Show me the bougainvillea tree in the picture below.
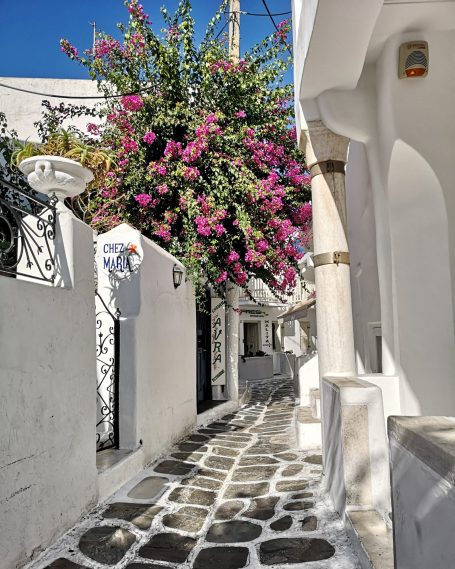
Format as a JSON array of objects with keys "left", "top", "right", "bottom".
[{"left": 61, "top": 0, "right": 312, "bottom": 299}]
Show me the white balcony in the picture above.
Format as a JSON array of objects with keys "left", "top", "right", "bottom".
[{"left": 239, "top": 277, "right": 314, "bottom": 306}]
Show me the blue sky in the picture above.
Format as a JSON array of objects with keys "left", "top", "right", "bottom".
[{"left": 0, "top": 0, "right": 293, "bottom": 82}]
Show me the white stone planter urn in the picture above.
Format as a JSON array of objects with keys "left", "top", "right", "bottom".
[{"left": 19, "top": 155, "right": 94, "bottom": 211}]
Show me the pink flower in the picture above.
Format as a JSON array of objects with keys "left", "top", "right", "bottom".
[
  {"left": 142, "top": 131, "right": 156, "bottom": 145},
  {"left": 164, "top": 140, "right": 183, "bottom": 159},
  {"left": 154, "top": 225, "right": 171, "bottom": 242},
  {"left": 121, "top": 95, "right": 144, "bottom": 112},
  {"left": 206, "top": 112, "right": 218, "bottom": 124},
  {"left": 167, "top": 26, "right": 180, "bottom": 40},
  {"left": 148, "top": 161, "right": 168, "bottom": 176},
  {"left": 127, "top": 0, "right": 150, "bottom": 23},
  {"left": 93, "top": 37, "right": 120, "bottom": 59},
  {"left": 214, "top": 224, "right": 226, "bottom": 236},
  {"left": 182, "top": 141, "right": 204, "bottom": 163},
  {"left": 227, "top": 251, "right": 240, "bottom": 264},
  {"left": 87, "top": 123, "right": 100, "bottom": 135},
  {"left": 183, "top": 167, "right": 200, "bottom": 181},
  {"left": 235, "top": 272, "right": 248, "bottom": 286},
  {"left": 195, "top": 216, "right": 211, "bottom": 237},
  {"left": 134, "top": 194, "right": 152, "bottom": 207},
  {"left": 255, "top": 239, "right": 269, "bottom": 253},
  {"left": 235, "top": 110, "right": 247, "bottom": 119},
  {"left": 121, "top": 137, "right": 138, "bottom": 153},
  {"left": 215, "top": 271, "right": 228, "bottom": 284},
  {"left": 60, "top": 39, "right": 78, "bottom": 59},
  {"left": 156, "top": 183, "right": 169, "bottom": 195}
]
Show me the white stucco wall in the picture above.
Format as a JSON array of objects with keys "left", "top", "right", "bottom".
[
  {"left": 96, "top": 224, "right": 196, "bottom": 465},
  {"left": 346, "top": 142, "right": 381, "bottom": 375},
  {"left": 0, "top": 215, "right": 98, "bottom": 568},
  {"left": 296, "top": 352, "right": 319, "bottom": 405},
  {"left": 0, "top": 77, "right": 99, "bottom": 141}
]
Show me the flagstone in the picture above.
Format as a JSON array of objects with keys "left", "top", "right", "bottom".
[
  {"left": 276, "top": 479, "right": 309, "bottom": 492},
  {"left": 102, "top": 503, "right": 163, "bottom": 529},
  {"left": 171, "top": 451, "right": 204, "bottom": 463},
  {"left": 45, "top": 561, "right": 88, "bottom": 569},
  {"left": 204, "top": 455, "right": 235, "bottom": 470},
  {"left": 270, "top": 515, "right": 293, "bottom": 531},
  {"left": 139, "top": 532, "right": 196, "bottom": 563},
  {"left": 168, "top": 486, "right": 216, "bottom": 506},
  {"left": 283, "top": 500, "right": 314, "bottom": 511},
  {"left": 79, "top": 527, "right": 135, "bottom": 565},
  {"left": 214, "top": 500, "right": 245, "bottom": 520},
  {"left": 224, "top": 482, "right": 270, "bottom": 499},
  {"left": 193, "top": 546, "right": 249, "bottom": 569},
  {"left": 304, "top": 454, "right": 323, "bottom": 465},
  {"left": 127, "top": 476, "right": 168, "bottom": 499},
  {"left": 178, "top": 442, "right": 208, "bottom": 453},
  {"left": 154, "top": 460, "right": 194, "bottom": 476},
  {"left": 231, "top": 465, "right": 278, "bottom": 482},
  {"left": 206, "top": 520, "right": 262, "bottom": 543},
  {"left": 301, "top": 515, "right": 318, "bottom": 531},
  {"left": 181, "top": 475, "right": 223, "bottom": 491},
  {"left": 259, "top": 537, "right": 335, "bottom": 564},
  {"left": 162, "top": 506, "right": 208, "bottom": 532},
  {"left": 244, "top": 496, "right": 279, "bottom": 520}
]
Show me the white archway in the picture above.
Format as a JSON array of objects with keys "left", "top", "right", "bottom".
[{"left": 388, "top": 140, "right": 455, "bottom": 415}]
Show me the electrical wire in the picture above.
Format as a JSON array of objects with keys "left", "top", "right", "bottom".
[
  {"left": 0, "top": 81, "right": 152, "bottom": 100},
  {"left": 215, "top": 19, "right": 230, "bottom": 40},
  {"left": 225, "top": 10, "right": 292, "bottom": 17},
  {"left": 260, "top": 0, "right": 293, "bottom": 57}
]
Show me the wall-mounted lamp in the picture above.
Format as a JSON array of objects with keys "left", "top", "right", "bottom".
[
  {"left": 173, "top": 264, "right": 184, "bottom": 289},
  {"left": 399, "top": 41, "right": 428, "bottom": 79}
]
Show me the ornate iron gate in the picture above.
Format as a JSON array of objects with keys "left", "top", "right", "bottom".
[
  {"left": 0, "top": 177, "right": 56, "bottom": 282},
  {"left": 95, "top": 291, "right": 121, "bottom": 452}
]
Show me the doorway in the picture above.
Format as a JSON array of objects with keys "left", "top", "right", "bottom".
[
  {"left": 244, "top": 322, "right": 261, "bottom": 356},
  {"left": 196, "top": 292, "right": 212, "bottom": 404}
]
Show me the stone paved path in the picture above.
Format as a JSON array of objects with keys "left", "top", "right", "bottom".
[{"left": 28, "top": 378, "right": 360, "bottom": 569}]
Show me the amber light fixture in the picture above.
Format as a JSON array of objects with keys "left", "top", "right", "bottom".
[{"left": 399, "top": 41, "right": 429, "bottom": 79}]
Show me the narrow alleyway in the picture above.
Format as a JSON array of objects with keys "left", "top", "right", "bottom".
[{"left": 29, "top": 378, "right": 359, "bottom": 569}]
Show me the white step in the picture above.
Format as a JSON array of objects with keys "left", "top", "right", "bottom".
[
  {"left": 296, "top": 406, "right": 322, "bottom": 450},
  {"left": 310, "top": 388, "right": 321, "bottom": 419},
  {"left": 346, "top": 510, "right": 394, "bottom": 569}
]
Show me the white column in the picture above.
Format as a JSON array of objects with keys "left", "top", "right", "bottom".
[
  {"left": 304, "top": 120, "right": 356, "bottom": 379},
  {"left": 225, "top": 282, "right": 240, "bottom": 401}
]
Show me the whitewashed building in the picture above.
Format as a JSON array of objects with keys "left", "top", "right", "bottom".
[{"left": 292, "top": 1, "right": 455, "bottom": 567}]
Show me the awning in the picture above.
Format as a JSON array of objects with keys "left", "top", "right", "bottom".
[{"left": 278, "top": 298, "right": 316, "bottom": 322}]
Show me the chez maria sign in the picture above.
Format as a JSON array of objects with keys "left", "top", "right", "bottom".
[
  {"left": 211, "top": 298, "right": 226, "bottom": 386},
  {"left": 97, "top": 224, "right": 143, "bottom": 280}
]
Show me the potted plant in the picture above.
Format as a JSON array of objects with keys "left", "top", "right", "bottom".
[{"left": 11, "top": 129, "right": 115, "bottom": 210}]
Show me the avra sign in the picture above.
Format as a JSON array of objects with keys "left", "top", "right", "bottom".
[{"left": 211, "top": 297, "right": 226, "bottom": 386}]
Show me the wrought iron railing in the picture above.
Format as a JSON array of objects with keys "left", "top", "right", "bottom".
[
  {"left": 95, "top": 291, "right": 121, "bottom": 452},
  {"left": 0, "top": 177, "right": 57, "bottom": 283}
]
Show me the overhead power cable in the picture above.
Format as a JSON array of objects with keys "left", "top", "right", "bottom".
[
  {"left": 260, "top": 0, "right": 293, "bottom": 57},
  {"left": 225, "top": 10, "right": 292, "bottom": 17},
  {"left": 0, "top": 81, "right": 153, "bottom": 100},
  {"left": 215, "top": 19, "right": 230, "bottom": 39}
]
